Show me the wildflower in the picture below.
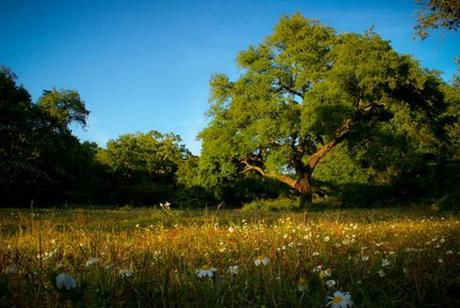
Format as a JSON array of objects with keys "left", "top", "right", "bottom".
[
  {"left": 119, "top": 268, "right": 134, "bottom": 277},
  {"left": 324, "top": 236, "right": 330, "bottom": 242},
  {"left": 312, "top": 251, "right": 320, "bottom": 256},
  {"left": 56, "top": 273, "right": 77, "bottom": 290},
  {"left": 438, "top": 258, "right": 444, "bottom": 264},
  {"left": 326, "top": 279, "right": 337, "bottom": 288},
  {"left": 377, "top": 270, "right": 385, "bottom": 277},
  {"left": 361, "top": 256, "right": 369, "bottom": 261},
  {"left": 228, "top": 265, "right": 239, "bottom": 275},
  {"left": 381, "top": 259, "right": 390, "bottom": 267},
  {"left": 446, "top": 250, "right": 454, "bottom": 255},
  {"left": 85, "top": 257, "right": 98, "bottom": 267},
  {"left": 313, "top": 265, "right": 322, "bottom": 273},
  {"left": 327, "top": 290, "right": 353, "bottom": 307},
  {"left": 196, "top": 264, "right": 218, "bottom": 278},
  {"left": 297, "top": 277, "right": 308, "bottom": 292},
  {"left": 254, "top": 256, "right": 270, "bottom": 266},
  {"left": 320, "top": 268, "right": 333, "bottom": 279}
]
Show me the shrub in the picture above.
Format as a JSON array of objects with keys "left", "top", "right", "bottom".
[{"left": 242, "top": 197, "right": 300, "bottom": 211}]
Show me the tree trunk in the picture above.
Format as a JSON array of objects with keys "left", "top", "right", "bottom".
[{"left": 295, "top": 173, "right": 312, "bottom": 208}]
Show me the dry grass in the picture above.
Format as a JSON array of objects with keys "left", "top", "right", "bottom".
[{"left": 0, "top": 206, "right": 459, "bottom": 307}]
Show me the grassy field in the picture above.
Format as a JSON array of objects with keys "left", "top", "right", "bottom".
[{"left": 0, "top": 206, "right": 459, "bottom": 307}]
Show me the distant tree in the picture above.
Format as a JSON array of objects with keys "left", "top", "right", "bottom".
[
  {"left": 0, "top": 67, "right": 50, "bottom": 204},
  {"left": 415, "top": 0, "right": 460, "bottom": 38},
  {"left": 97, "top": 131, "right": 188, "bottom": 182},
  {"left": 37, "top": 89, "right": 89, "bottom": 131},
  {"left": 0, "top": 66, "right": 93, "bottom": 205},
  {"left": 199, "top": 14, "right": 454, "bottom": 207}
]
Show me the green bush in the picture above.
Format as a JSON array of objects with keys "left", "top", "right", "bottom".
[{"left": 242, "top": 197, "right": 300, "bottom": 211}]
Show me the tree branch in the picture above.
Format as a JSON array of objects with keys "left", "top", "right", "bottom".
[
  {"left": 275, "top": 79, "right": 304, "bottom": 99},
  {"left": 307, "top": 118, "right": 354, "bottom": 171},
  {"left": 241, "top": 158, "right": 297, "bottom": 188}
]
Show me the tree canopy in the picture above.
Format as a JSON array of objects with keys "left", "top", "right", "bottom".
[
  {"left": 415, "top": 0, "right": 460, "bottom": 38},
  {"left": 199, "top": 13, "right": 455, "bottom": 206},
  {"left": 0, "top": 67, "right": 94, "bottom": 205}
]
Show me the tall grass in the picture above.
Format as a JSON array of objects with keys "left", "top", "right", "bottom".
[{"left": 0, "top": 207, "right": 459, "bottom": 307}]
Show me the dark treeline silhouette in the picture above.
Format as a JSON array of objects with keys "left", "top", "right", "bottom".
[{"left": 0, "top": 66, "right": 284, "bottom": 207}]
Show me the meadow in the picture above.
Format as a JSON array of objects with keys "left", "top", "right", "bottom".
[{"left": 0, "top": 205, "right": 459, "bottom": 307}]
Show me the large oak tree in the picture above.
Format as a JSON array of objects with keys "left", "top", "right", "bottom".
[{"left": 199, "top": 14, "right": 452, "bottom": 206}]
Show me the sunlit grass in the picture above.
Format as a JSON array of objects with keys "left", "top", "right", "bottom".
[{"left": 0, "top": 207, "right": 459, "bottom": 307}]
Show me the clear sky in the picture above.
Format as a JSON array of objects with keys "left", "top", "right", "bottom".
[{"left": 1, "top": 0, "right": 459, "bottom": 154}]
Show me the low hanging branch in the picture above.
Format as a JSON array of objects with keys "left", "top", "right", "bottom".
[{"left": 241, "top": 158, "right": 298, "bottom": 188}]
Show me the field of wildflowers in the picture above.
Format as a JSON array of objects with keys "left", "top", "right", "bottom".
[{"left": 0, "top": 206, "right": 459, "bottom": 307}]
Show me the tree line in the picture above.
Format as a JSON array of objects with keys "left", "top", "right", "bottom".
[{"left": 1, "top": 13, "right": 459, "bottom": 208}]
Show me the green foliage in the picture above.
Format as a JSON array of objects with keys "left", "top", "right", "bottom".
[
  {"left": 0, "top": 67, "right": 98, "bottom": 206},
  {"left": 95, "top": 131, "right": 182, "bottom": 204},
  {"left": 37, "top": 89, "right": 89, "bottom": 130},
  {"left": 415, "top": 0, "right": 460, "bottom": 38},
  {"left": 313, "top": 143, "right": 371, "bottom": 185},
  {"left": 242, "top": 197, "right": 300, "bottom": 211},
  {"left": 442, "top": 79, "right": 460, "bottom": 159},
  {"left": 199, "top": 13, "right": 456, "bottom": 206},
  {"left": 97, "top": 131, "right": 186, "bottom": 183}
]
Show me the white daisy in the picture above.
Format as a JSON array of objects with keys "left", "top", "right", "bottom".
[
  {"left": 228, "top": 265, "right": 239, "bottom": 275},
  {"left": 254, "top": 256, "right": 270, "bottom": 266},
  {"left": 326, "top": 279, "right": 336, "bottom": 288},
  {"left": 56, "top": 273, "right": 77, "bottom": 290},
  {"left": 327, "top": 290, "right": 353, "bottom": 307},
  {"left": 196, "top": 264, "right": 218, "bottom": 278},
  {"left": 381, "top": 258, "right": 390, "bottom": 267}
]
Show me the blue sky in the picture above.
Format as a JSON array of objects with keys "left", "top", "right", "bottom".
[{"left": 1, "top": 0, "right": 459, "bottom": 154}]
